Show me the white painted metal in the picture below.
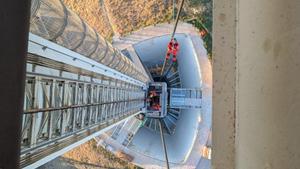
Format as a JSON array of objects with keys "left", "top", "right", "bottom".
[
  {"left": 22, "top": 46, "right": 146, "bottom": 168},
  {"left": 23, "top": 112, "right": 140, "bottom": 169},
  {"left": 109, "top": 23, "right": 212, "bottom": 168},
  {"left": 170, "top": 88, "right": 202, "bottom": 109},
  {"left": 28, "top": 33, "right": 146, "bottom": 87}
]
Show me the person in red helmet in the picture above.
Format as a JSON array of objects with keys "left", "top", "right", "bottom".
[
  {"left": 172, "top": 38, "right": 179, "bottom": 62},
  {"left": 174, "top": 38, "right": 179, "bottom": 51},
  {"left": 168, "top": 39, "right": 174, "bottom": 48},
  {"left": 149, "top": 90, "right": 157, "bottom": 97},
  {"left": 166, "top": 52, "right": 170, "bottom": 60},
  {"left": 166, "top": 39, "right": 174, "bottom": 60},
  {"left": 165, "top": 38, "right": 180, "bottom": 62},
  {"left": 172, "top": 47, "right": 178, "bottom": 56},
  {"left": 172, "top": 49, "right": 177, "bottom": 62},
  {"left": 152, "top": 103, "right": 161, "bottom": 111},
  {"left": 168, "top": 40, "right": 174, "bottom": 52}
]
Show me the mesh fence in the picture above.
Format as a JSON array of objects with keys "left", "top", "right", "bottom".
[{"left": 30, "top": 0, "right": 149, "bottom": 83}]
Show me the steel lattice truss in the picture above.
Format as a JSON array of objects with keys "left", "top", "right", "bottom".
[
  {"left": 21, "top": 69, "right": 145, "bottom": 167},
  {"left": 20, "top": 0, "right": 150, "bottom": 167}
]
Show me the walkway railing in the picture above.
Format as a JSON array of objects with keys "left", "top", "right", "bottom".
[
  {"left": 30, "top": 0, "right": 149, "bottom": 83},
  {"left": 21, "top": 70, "right": 145, "bottom": 168},
  {"left": 21, "top": 0, "right": 150, "bottom": 166}
]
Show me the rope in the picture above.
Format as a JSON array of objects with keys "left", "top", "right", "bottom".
[
  {"left": 159, "top": 119, "right": 170, "bottom": 169},
  {"left": 160, "top": 0, "right": 185, "bottom": 76}
]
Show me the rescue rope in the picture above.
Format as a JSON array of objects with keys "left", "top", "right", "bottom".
[{"left": 160, "top": 0, "right": 185, "bottom": 76}]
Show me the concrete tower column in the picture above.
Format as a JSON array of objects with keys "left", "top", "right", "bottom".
[{"left": 213, "top": 0, "right": 300, "bottom": 169}]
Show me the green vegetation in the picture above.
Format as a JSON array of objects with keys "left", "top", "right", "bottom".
[
  {"left": 184, "top": 0, "right": 213, "bottom": 60},
  {"left": 188, "top": 19, "right": 212, "bottom": 60}
]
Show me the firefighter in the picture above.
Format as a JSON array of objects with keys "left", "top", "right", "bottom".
[
  {"left": 151, "top": 103, "right": 161, "bottom": 111},
  {"left": 165, "top": 38, "right": 180, "bottom": 62},
  {"left": 174, "top": 38, "right": 179, "bottom": 51},
  {"left": 166, "top": 52, "right": 171, "bottom": 60},
  {"left": 172, "top": 38, "right": 179, "bottom": 62},
  {"left": 166, "top": 39, "right": 174, "bottom": 60},
  {"left": 168, "top": 39, "right": 174, "bottom": 50}
]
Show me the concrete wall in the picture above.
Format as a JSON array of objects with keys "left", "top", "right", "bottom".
[
  {"left": 212, "top": 0, "right": 236, "bottom": 168},
  {"left": 213, "top": 0, "right": 300, "bottom": 169},
  {"left": 131, "top": 34, "right": 203, "bottom": 164}
]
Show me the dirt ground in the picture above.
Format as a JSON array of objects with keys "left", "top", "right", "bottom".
[
  {"left": 102, "top": 0, "right": 174, "bottom": 36},
  {"left": 39, "top": 140, "right": 138, "bottom": 169},
  {"left": 63, "top": 0, "right": 114, "bottom": 40},
  {"left": 63, "top": 0, "right": 175, "bottom": 40}
]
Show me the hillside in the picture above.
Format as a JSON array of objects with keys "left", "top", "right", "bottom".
[
  {"left": 63, "top": 0, "right": 114, "bottom": 40},
  {"left": 63, "top": 0, "right": 175, "bottom": 41},
  {"left": 103, "top": 0, "right": 173, "bottom": 36},
  {"left": 38, "top": 140, "right": 138, "bottom": 169}
]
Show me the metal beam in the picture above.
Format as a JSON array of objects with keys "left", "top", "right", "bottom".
[
  {"left": 28, "top": 33, "right": 146, "bottom": 88},
  {"left": 21, "top": 69, "right": 145, "bottom": 168},
  {"left": 22, "top": 112, "right": 140, "bottom": 169}
]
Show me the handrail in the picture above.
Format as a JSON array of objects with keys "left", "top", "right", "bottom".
[{"left": 24, "top": 99, "right": 144, "bottom": 114}]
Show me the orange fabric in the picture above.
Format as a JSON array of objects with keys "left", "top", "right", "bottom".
[{"left": 152, "top": 104, "right": 161, "bottom": 110}]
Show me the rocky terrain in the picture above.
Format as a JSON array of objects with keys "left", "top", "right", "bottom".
[
  {"left": 63, "top": 0, "right": 114, "bottom": 40},
  {"left": 63, "top": 0, "right": 175, "bottom": 41},
  {"left": 38, "top": 140, "right": 138, "bottom": 169},
  {"left": 102, "top": 0, "right": 173, "bottom": 36}
]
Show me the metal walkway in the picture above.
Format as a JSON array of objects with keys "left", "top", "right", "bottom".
[
  {"left": 21, "top": 34, "right": 147, "bottom": 169},
  {"left": 20, "top": 0, "right": 149, "bottom": 167}
]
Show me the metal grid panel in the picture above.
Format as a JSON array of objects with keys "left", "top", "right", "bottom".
[
  {"left": 169, "top": 88, "right": 202, "bottom": 109},
  {"left": 55, "top": 9, "right": 85, "bottom": 50},
  {"left": 75, "top": 25, "right": 98, "bottom": 57},
  {"left": 30, "top": 0, "right": 66, "bottom": 40},
  {"left": 21, "top": 74, "right": 145, "bottom": 152},
  {"left": 90, "top": 36, "right": 108, "bottom": 62},
  {"left": 30, "top": 0, "right": 149, "bottom": 83},
  {"left": 100, "top": 44, "right": 115, "bottom": 66}
]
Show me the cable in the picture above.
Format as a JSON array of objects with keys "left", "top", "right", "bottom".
[
  {"left": 160, "top": 0, "right": 185, "bottom": 76},
  {"left": 158, "top": 2, "right": 185, "bottom": 166},
  {"left": 173, "top": 0, "right": 176, "bottom": 21},
  {"left": 159, "top": 119, "right": 170, "bottom": 169},
  {"left": 171, "top": 0, "right": 185, "bottom": 39}
]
